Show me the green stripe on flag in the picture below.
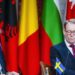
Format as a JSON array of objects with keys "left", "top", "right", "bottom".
[{"left": 41, "top": 0, "right": 63, "bottom": 45}]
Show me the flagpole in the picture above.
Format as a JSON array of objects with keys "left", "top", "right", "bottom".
[{"left": 16, "top": 0, "right": 18, "bottom": 21}]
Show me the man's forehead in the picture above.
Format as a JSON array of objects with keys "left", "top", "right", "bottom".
[{"left": 66, "top": 23, "right": 75, "bottom": 30}]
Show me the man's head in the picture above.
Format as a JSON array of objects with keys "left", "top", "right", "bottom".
[{"left": 63, "top": 19, "right": 75, "bottom": 44}]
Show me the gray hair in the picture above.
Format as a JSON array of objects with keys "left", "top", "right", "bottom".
[{"left": 64, "top": 19, "right": 75, "bottom": 29}]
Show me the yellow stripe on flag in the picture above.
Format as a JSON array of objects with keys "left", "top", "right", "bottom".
[{"left": 19, "top": 0, "right": 38, "bottom": 45}]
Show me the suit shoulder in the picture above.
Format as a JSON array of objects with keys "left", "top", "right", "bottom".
[{"left": 51, "top": 42, "right": 65, "bottom": 51}]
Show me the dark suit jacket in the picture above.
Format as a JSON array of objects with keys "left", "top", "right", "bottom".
[
  {"left": 0, "top": 45, "right": 6, "bottom": 74},
  {"left": 50, "top": 42, "right": 75, "bottom": 75}
]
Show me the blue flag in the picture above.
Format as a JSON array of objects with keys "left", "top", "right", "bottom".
[
  {"left": 0, "top": 43, "right": 6, "bottom": 74},
  {"left": 54, "top": 57, "right": 65, "bottom": 75}
]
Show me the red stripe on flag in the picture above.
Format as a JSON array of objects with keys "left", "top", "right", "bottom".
[
  {"left": 39, "top": 22, "right": 52, "bottom": 66},
  {"left": 19, "top": 30, "right": 40, "bottom": 75}
]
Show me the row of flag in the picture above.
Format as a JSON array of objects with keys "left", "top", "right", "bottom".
[{"left": 0, "top": 0, "right": 75, "bottom": 75}]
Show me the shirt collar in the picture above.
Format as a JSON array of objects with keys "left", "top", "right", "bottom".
[
  {"left": 64, "top": 39, "right": 73, "bottom": 55},
  {"left": 64, "top": 39, "right": 70, "bottom": 47}
]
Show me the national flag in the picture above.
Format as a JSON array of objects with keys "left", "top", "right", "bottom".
[
  {"left": 18, "top": 0, "right": 40, "bottom": 75},
  {"left": 54, "top": 57, "right": 65, "bottom": 75},
  {"left": 66, "top": 0, "right": 75, "bottom": 20},
  {"left": 1, "top": 0, "right": 18, "bottom": 72},
  {"left": 0, "top": 0, "right": 5, "bottom": 57},
  {"left": 40, "top": 0, "right": 64, "bottom": 65},
  {"left": 0, "top": 1, "right": 7, "bottom": 74}
]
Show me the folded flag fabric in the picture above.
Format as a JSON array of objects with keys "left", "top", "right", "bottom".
[{"left": 54, "top": 57, "right": 65, "bottom": 75}]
